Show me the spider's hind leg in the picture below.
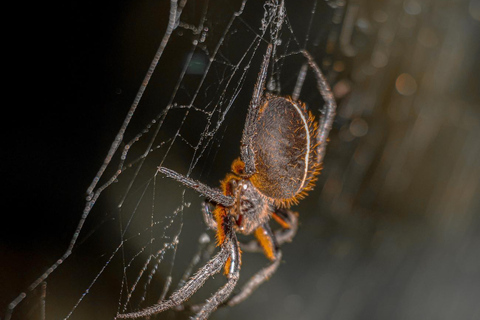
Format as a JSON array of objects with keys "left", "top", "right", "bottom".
[{"left": 300, "top": 50, "right": 337, "bottom": 164}]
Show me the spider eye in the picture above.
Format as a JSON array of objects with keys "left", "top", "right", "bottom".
[{"left": 250, "top": 97, "right": 318, "bottom": 203}]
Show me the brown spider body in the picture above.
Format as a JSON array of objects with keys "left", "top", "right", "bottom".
[{"left": 215, "top": 96, "right": 320, "bottom": 261}]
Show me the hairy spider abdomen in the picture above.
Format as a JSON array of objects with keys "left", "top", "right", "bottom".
[{"left": 250, "top": 96, "right": 319, "bottom": 206}]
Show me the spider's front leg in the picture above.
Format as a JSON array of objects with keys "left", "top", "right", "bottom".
[{"left": 158, "top": 167, "right": 235, "bottom": 207}]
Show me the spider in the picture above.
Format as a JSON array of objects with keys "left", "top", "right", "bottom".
[{"left": 116, "top": 44, "right": 336, "bottom": 320}]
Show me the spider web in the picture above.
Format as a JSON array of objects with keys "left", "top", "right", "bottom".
[
  {"left": 4, "top": 1, "right": 346, "bottom": 319},
  {"left": 4, "top": 0, "right": 480, "bottom": 319}
]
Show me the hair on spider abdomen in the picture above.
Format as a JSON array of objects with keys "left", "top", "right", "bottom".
[{"left": 250, "top": 95, "right": 320, "bottom": 207}]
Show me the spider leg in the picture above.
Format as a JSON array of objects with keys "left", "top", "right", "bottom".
[
  {"left": 115, "top": 244, "right": 229, "bottom": 319},
  {"left": 175, "top": 232, "right": 215, "bottom": 292},
  {"left": 241, "top": 44, "right": 273, "bottom": 176},
  {"left": 240, "top": 207, "right": 298, "bottom": 253},
  {"left": 116, "top": 217, "right": 240, "bottom": 320},
  {"left": 271, "top": 207, "right": 298, "bottom": 245},
  {"left": 292, "top": 62, "right": 308, "bottom": 102},
  {"left": 158, "top": 167, "right": 234, "bottom": 207},
  {"left": 301, "top": 50, "right": 337, "bottom": 164},
  {"left": 192, "top": 230, "right": 240, "bottom": 320},
  {"left": 226, "top": 223, "right": 282, "bottom": 307},
  {"left": 226, "top": 252, "right": 282, "bottom": 307},
  {"left": 201, "top": 200, "right": 218, "bottom": 230}
]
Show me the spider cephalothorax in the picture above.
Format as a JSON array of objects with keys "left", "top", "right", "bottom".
[{"left": 116, "top": 43, "right": 336, "bottom": 320}]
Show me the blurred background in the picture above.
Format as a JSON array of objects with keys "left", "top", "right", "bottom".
[{"left": 2, "top": 0, "right": 480, "bottom": 319}]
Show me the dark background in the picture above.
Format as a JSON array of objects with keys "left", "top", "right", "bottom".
[{"left": 2, "top": 0, "right": 135, "bottom": 310}]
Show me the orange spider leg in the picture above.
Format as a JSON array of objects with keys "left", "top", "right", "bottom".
[
  {"left": 213, "top": 206, "right": 228, "bottom": 246},
  {"left": 272, "top": 212, "right": 292, "bottom": 229},
  {"left": 254, "top": 226, "right": 276, "bottom": 261},
  {"left": 217, "top": 161, "right": 245, "bottom": 275},
  {"left": 215, "top": 168, "right": 241, "bottom": 246}
]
